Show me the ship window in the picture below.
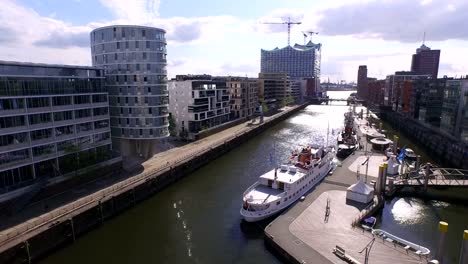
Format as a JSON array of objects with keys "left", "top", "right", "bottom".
[{"left": 276, "top": 201, "right": 280, "bottom": 205}]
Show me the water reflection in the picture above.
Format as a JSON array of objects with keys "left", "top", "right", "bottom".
[{"left": 391, "top": 197, "right": 426, "bottom": 224}]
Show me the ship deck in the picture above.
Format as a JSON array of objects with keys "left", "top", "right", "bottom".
[{"left": 246, "top": 185, "right": 284, "bottom": 204}]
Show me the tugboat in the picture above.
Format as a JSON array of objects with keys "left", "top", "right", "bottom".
[
  {"left": 337, "top": 111, "right": 358, "bottom": 159},
  {"left": 240, "top": 145, "right": 335, "bottom": 222}
]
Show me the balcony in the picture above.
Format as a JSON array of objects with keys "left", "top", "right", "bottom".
[
  {"left": 0, "top": 108, "right": 27, "bottom": 117},
  {"left": 0, "top": 142, "right": 29, "bottom": 153},
  {"left": 0, "top": 156, "right": 32, "bottom": 170},
  {"left": 30, "top": 137, "right": 55, "bottom": 147},
  {"left": 28, "top": 121, "right": 53, "bottom": 130},
  {"left": 0, "top": 125, "right": 29, "bottom": 136},
  {"left": 32, "top": 151, "right": 57, "bottom": 162}
]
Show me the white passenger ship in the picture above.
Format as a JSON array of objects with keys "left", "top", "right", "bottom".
[{"left": 240, "top": 145, "right": 335, "bottom": 222}]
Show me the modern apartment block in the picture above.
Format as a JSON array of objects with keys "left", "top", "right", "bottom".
[
  {"left": 411, "top": 44, "right": 440, "bottom": 79},
  {"left": 168, "top": 76, "right": 230, "bottom": 140},
  {"left": 90, "top": 25, "right": 169, "bottom": 158},
  {"left": 441, "top": 78, "right": 468, "bottom": 142},
  {"left": 384, "top": 71, "right": 431, "bottom": 109},
  {"left": 261, "top": 41, "right": 321, "bottom": 80},
  {"left": 0, "top": 61, "right": 114, "bottom": 193},
  {"left": 227, "top": 77, "right": 258, "bottom": 119},
  {"left": 413, "top": 78, "right": 446, "bottom": 127},
  {"left": 258, "top": 73, "right": 291, "bottom": 109}
]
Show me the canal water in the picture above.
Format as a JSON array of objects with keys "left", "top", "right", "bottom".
[{"left": 39, "top": 91, "right": 468, "bottom": 264}]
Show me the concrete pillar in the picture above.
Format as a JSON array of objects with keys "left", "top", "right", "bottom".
[
  {"left": 393, "top": 135, "right": 399, "bottom": 154},
  {"left": 436, "top": 221, "right": 449, "bottom": 263},
  {"left": 459, "top": 230, "right": 468, "bottom": 264}
]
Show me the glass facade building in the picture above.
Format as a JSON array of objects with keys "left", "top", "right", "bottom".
[
  {"left": 0, "top": 61, "right": 113, "bottom": 193},
  {"left": 90, "top": 25, "right": 169, "bottom": 158},
  {"left": 260, "top": 41, "right": 321, "bottom": 80}
]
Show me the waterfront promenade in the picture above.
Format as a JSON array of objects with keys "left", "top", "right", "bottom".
[
  {"left": 0, "top": 105, "right": 303, "bottom": 258},
  {"left": 265, "top": 116, "right": 426, "bottom": 264}
]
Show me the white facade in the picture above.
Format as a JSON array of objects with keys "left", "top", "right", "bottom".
[{"left": 168, "top": 80, "right": 231, "bottom": 140}]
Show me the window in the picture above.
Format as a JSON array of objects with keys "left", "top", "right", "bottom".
[
  {"left": 53, "top": 96, "right": 71, "bottom": 106},
  {"left": 74, "top": 95, "right": 90, "bottom": 105},
  {"left": 114, "top": 53, "right": 118, "bottom": 61},
  {"left": 146, "top": 41, "right": 150, "bottom": 49},
  {"left": 117, "top": 42, "right": 120, "bottom": 50},
  {"left": 27, "top": 97, "right": 49, "bottom": 108},
  {"left": 122, "top": 29, "right": 126, "bottom": 38},
  {"left": 0, "top": 99, "right": 24, "bottom": 110},
  {"left": 142, "top": 29, "right": 146, "bottom": 37},
  {"left": 54, "top": 111, "right": 73, "bottom": 122},
  {"left": 30, "top": 128, "right": 52, "bottom": 141},
  {"left": 136, "top": 41, "right": 139, "bottom": 49},
  {"left": 125, "top": 41, "right": 129, "bottom": 49},
  {"left": 143, "top": 52, "right": 147, "bottom": 60},
  {"left": 136, "top": 64, "right": 140, "bottom": 71},
  {"left": 147, "top": 64, "right": 151, "bottom": 71},
  {"left": 29, "top": 113, "right": 51, "bottom": 125}
]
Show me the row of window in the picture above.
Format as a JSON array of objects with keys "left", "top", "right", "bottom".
[
  {"left": 0, "top": 78, "right": 105, "bottom": 96},
  {"left": 105, "top": 74, "right": 167, "bottom": 85},
  {"left": 109, "top": 106, "right": 168, "bottom": 116},
  {"left": 0, "top": 120, "right": 109, "bottom": 147},
  {"left": 108, "top": 86, "right": 168, "bottom": 96},
  {"left": 0, "top": 135, "right": 111, "bottom": 169},
  {"left": 109, "top": 96, "right": 168, "bottom": 106},
  {"left": 93, "top": 52, "right": 167, "bottom": 65},
  {"left": 105, "top": 63, "right": 167, "bottom": 75},
  {"left": 0, "top": 108, "right": 109, "bottom": 129},
  {"left": 92, "top": 28, "right": 165, "bottom": 43},
  {"left": 110, "top": 117, "right": 168, "bottom": 128},
  {"left": 92, "top": 41, "right": 166, "bottom": 53},
  {"left": 111, "top": 127, "right": 169, "bottom": 138},
  {"left": 0, "top": 95, "right": 108, "bottom": 111}
]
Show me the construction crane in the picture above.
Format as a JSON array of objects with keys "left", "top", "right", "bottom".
[
  {"left": 304, "top": 31, "right": 319, "bottom": 44},
  {"left": 261, "top": 17, "right": 302, "bottom": 46}
]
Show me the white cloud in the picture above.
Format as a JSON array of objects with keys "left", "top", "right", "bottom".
[{"left": 98, "top": 0, "right": 160, "bottom": 23}]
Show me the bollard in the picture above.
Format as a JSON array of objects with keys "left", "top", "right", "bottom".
[
  {"left": 375, "top": 165, "right": 384, "bottom": 195},
  {"left": 459, "top": 230, "right": 468, "bottom": 264},
  {"left": 382, "top": 163, "right": 388, "bottom": 194},
  {"left": 415, "top": 155, "right": 421, "bottom": 172},
  {"left": 436, "top": 221, "right": 448, "bottom": 263}
]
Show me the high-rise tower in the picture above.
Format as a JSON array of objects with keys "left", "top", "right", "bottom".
[
  {"left": 410, "top": 44, "right": 440, "bottom": 79},
  {"left": 90, "top": 25, "right": 169, "bottom": 158}
]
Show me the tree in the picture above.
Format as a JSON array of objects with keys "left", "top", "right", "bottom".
[
  {"left": 261, "top": 102, "right": 268, "bottom": 113},
  {"left": 168, "top": 113, "right": 177, "bottom": 137}
]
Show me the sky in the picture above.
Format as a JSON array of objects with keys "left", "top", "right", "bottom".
[{"left": 1, "top": 0, "right": 467, "bottom": 82}]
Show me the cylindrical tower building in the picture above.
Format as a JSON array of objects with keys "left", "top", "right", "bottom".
[{"left": 90, "top": 25, "right": 169, "bottom": 158}]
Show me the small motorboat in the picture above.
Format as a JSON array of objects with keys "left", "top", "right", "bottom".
[
  {"left": 361, "top": 216, "right": 376, "bottom": 231},
  {"left": 372, "top": 229, "right": 430, "bottom": 256}
]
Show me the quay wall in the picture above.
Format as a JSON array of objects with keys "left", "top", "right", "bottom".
[
  {"left": 378, "top": 110, "right": 468, "bottom": 169},
  {"left": 0, "top": 104, "right": 308, "bottom": 264}
]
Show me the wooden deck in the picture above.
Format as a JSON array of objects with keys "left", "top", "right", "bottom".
[{"left": 289, "top": 191, "right": 425, "bottom": 264}]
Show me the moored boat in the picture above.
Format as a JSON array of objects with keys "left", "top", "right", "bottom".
[
  {"left": 372, "top": 229, "right": 431, "bottom": 255},
  {"left": 240, "top": 145, "right": 335, "bottom": 222}
]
